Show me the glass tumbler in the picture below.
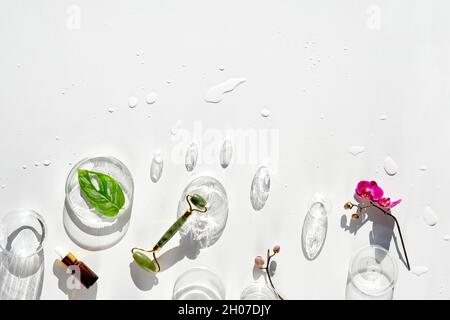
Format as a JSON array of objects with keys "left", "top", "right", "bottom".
[
  {"left": 346, "top": 245, "right": 398, "bottom": 300},
  {"left": 0, "top": 209, "right": 46, "bottom": 300},
  {"left": 172, "top": 267, "right": 225, "bottom": 300}
]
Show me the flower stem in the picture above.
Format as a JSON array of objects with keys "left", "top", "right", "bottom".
[
  {"left": 359, "top": 202, "right": 411, "bottom": 271},
  {"left": 264, "top": 249, "right": 284, "bottom": 300}
]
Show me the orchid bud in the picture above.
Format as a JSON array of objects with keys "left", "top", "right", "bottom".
[
  {"left": 254, "top": 256, "right": 265, "bottom": 268},
  {"left": 273, "top": 245, "right": 280, "bottom": 254},
  {"left": 344, "top": 202, "right": 354, "bottom": 210}
]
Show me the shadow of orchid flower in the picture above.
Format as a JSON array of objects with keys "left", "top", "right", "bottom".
[{"left": 344, "top": 180, "right": 410, "bottom": 271}]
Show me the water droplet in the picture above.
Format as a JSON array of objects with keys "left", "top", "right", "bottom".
[
  {"left": 219, "top": 65, "right": 225, "bottom": 71},
  {"left": 419, "top": 165, "right": 427, "bottom": 171},
  {"left": 348, "top": 146, "right": 365, "bottom": 156},
  {"left": 250, "top": 166, "right": 270, "bottom": 211},
  {"left": 108, "top": 108, "right": 115, "bottom": 113},
  {"left": 379, "top": 114, "right": 387, "bottom": 120},
  {"left": 145, "top": 92, "right": 158, "bottom": 104},
  {"left": 34, "top": 163, "right": 39, "bottom": 167},
  {"left": 128, "top": 96, "right": 138, "bottom": 108},
  {"left": 411, "top": 266, "right": 429, "bottom": 276},
  {"left": 22, "top": 165, "right": 27, "bottom": 170},
  {"left": 68, "top": 162, "right": 72, "bottom": 166},
  {"left": 166, "top": 80, "right": 171, "bottom": 85},
  {"left": 220, "top": 139, "right": 232, "bottom": 168},
  {"left": 16, "top": 64, "right": 21, "bottom": 68},
  {"left": 423, "top": 206, "right": 438, "bottom": 226},
  {"left": 260, "top": 108, "right": 270, "bottom": 118},
  {"left": 383, "top": 156, "right": 398, "bottom": 176},
  {"left": 55, "top": 136, "right": 60, "bottom": 141},
  {"left": 136, "top": 51, "right": 141, "bottom": 56},
  {"left": 150, "top": 152, "right": 163, "bottom": 183},
  {"left": 1, "top": 185, "right": 5, "bottom": 189},
  {"left": 185, "top": 143, "right": 199, "bottom": 172},
  {"left": 204, "top": 78, "right": 246, "bottom": 103},
  {"left": 302, "top": 201, "right": 328, "bottom": 260},
  {"left": 443, "top": 235, "right": 450, "bottom": 241},
  {"left": 61, "top": 90, "right": 65, "bottom": 95},
  {"left": 43, "top": 160, "right": 51, "bottom": 167},
  {"left": 319, "top": 114, "right": 325, "bottom": 120},
  {"left": 171, "top": 120, "right": 182, "bottom": 136}
]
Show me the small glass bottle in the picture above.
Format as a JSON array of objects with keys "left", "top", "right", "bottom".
[{"left": 55, "top": 247, "right": 99, "bottom": 289}]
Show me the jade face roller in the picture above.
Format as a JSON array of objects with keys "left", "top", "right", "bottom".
[{"left": 131, "top": 194, "right": 207, "bottom": 272}]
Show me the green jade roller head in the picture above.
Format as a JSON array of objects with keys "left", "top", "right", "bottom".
[{"left": 131, "top": 194, "right": 208, "bottom": 272}]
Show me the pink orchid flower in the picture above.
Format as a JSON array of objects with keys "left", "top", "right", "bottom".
[
  {"left": 355, "top": 180, "right": 401, "bottom": 209},
  {"left": 378, "top": 197, "right": 402, "bottom": 209},
  {"left": 355, "top": 180, "right": 384, "bottom": 201}
]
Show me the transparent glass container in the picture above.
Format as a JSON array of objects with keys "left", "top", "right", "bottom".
[
  {"left": 0, "top": 209, "right": 46, "bottom": 300},
  {"left": 346, "top": 245, "right": 398, "bottom": 300},
  {"left": 177, "top": 176, "right": 228, "bottom": 248},
  {"left": 172, "top": 266, "right": 225, "bottom": 300},
  {"left": 240, "top": 282, "right": 278, "bottom": 300},
  {"left": 64, "top": 156, "right": 134, "bottom": 250}
]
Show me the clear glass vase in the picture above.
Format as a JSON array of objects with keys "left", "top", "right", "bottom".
[{"left": 177, "top": 176, "right": 228, "bottom": 248}]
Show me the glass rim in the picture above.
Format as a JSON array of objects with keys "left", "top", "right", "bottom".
[
  {"left": 0, "top": 209, "right": 47, "bottom": 258},
  {"left": 172, "top": 266, "right": 225, "bottom": 299},
  {"left": 349, "top": 245, "right": 398, "bottom": 297},
  {"left": 240, "top": 282, "right": 277, "bottom": 299},
  {"left": 64, "top": 155, "right": 134, "bottom": 209}
]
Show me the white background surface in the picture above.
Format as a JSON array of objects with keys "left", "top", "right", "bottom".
[{"left": 1, "top": 0, "right": 449, "bottom": 300}]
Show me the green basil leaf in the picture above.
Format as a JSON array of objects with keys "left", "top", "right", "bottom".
[
  {"left": 133, "top": 250, "right": 157, "bottom": 272},
  {"left": 77, "top": 169, "right": 125, "bottom": 217},
  {"left": 191, "top": 193, "right": 207, "bottom": 209}
]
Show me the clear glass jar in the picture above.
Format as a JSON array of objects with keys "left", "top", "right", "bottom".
[
  {"left": 172, "top": 266, "right": 225, "bottom": 300},
  {"left": 346, "top": 245, "right": 398, "bottom": 300},
  {"left": 240, "top": 282, "right": 278, "bottom": 300},
  {"left": 64, "top": 156, "right": 134, "bottom": 250}
]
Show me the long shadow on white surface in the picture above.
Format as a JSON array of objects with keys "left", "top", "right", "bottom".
[
  {"left": 0, "top": 223, "right": 45, "bottom": 300},
  {"left": 0, "top": 250, "right": 44, "bottom": 300},
  {"left": 340, "top": 205, "right": 409, "bottom": 270},
  {"left": 52, "top": 259, "right": 98, "bottom": 300}
]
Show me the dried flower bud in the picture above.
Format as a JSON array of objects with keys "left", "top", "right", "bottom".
[
  {"left": 351, "top": 213, "right": 360, "bottom": 220},
  {"left": 254, "top": 256, "right": 265, "bottom": 268},
  {"left": 273, "top": 245, "right": 280, "bottom": 254}
]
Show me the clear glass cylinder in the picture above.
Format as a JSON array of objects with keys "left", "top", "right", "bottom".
[
  {"left": 346, "top": 245, "right": 398, "bottom": 300},
  {"left": 0, "top": 209, "right": 46, "bottom": 300},
  {"left": 240, "top": 283, "right": 277, "bottom": 300},
  {"left": 172, "top": 267, "right": 225, "bottom": 300},
  {"left": 64, "top": 156, "right": 134, "bottom": 250}
]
